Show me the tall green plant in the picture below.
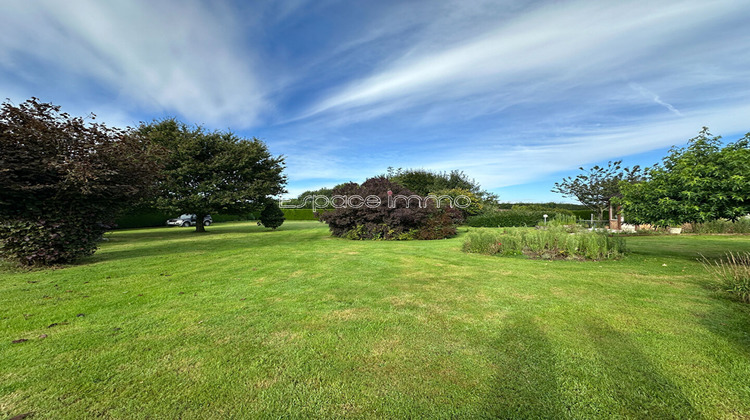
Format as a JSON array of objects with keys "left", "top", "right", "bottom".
[
  {"left": 702, "top": 252, "right": 750, "bottom": 303},
  {"left": 621, "top": 128, "right": 750, "bottom": 226},
  {"left": 463, "top": 227, "right": 625, "bottom": 260}
]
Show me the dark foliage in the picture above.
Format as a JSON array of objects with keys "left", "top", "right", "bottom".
[
  {"left": 0, "top": 98, "right": 161, "bottom": 265},
  {"left": 316, "top": 177, "right": 462, "bottom": 240},
  {"left": 260, "top": 201, "right": 285, "bottom": 229}
]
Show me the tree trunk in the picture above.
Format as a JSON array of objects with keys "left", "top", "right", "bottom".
[{"left": 195, "top": 214, "right": 206, "bottom": 233}]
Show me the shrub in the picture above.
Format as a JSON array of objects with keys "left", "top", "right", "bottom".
[
  {"left": 686, "top": 219, "right": 750, "bottom": 234},
  {"left": 0, "top": 98, "right": 161, "bottom": 265},
  {"left": 547, "top": 214, "right": 579, "bottom": 228},
  {"left": 462, "top": 226, "right": 626, "bottom": 260},
  {"left": 260, "top": 202, "right": 285, "bottom": 229},
  {"left": 702, "top": 252, "right": 750, "bottom": 303},
  {"left": 414, "top": 211, "right": 460, "bottom": 240},
  {"left": 0, "top": 216, "right": 108, "bottom": 266},
  {"left": 317, "top": 177, "right": 462, "bottom": 240}
]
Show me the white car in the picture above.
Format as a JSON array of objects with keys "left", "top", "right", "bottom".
[{"left": 166, "top": 214, "right": 212, "bottom": 227}]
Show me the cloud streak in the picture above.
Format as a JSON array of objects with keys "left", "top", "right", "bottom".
[
  {"left": 0, "top": 0, "right": 265, "bottom": 127},
  {"left": 299, "top": 0, "right": 744, "bottom": 122},
  {"left": 3, "top": 0, "right": 749, "bottom": 201}
]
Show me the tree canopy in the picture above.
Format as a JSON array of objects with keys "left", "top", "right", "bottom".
[
  {"left": 620, "top": 128, "right": 750, "bottom": 226},
  {"left": 138, "top": 119, "right": 286, "bottom": 232},
  {"left": 385, "top": 167, "right": 480, "bottom": 196},
  {"left": 552, "top": 160, "right": 643, "bottom": 220}
]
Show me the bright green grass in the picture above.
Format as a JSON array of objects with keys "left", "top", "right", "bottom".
[{"left": 2, "top": 221, "right": 750, "bottom": 419}]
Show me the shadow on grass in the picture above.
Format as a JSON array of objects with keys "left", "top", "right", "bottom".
[
  {"left": 700, "top": 294, "right": 750, "bottom": 357},
  {"left": 110, "top": 220, "right": 321, "bottom": 238},
  {"left": 86, "top": 221, "right": 328, "bottom": 264},
  {"left": 579, "top": 320, "right": 703, "bottom": 419},
  {"left": 483, "top": 314, "right": 565, "bottom": 419},
  {"left": 483, "top": 315, "right": 703, "bottom": 418}
]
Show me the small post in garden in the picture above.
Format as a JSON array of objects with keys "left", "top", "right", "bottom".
[{"left": 608, "top": 204, "right": 622, "bottom": 231}]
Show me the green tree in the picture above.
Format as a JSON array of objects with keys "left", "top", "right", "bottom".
[
  {"left": 429, "top": 188, "right": 484, "bottom": 217},
  {"left": 386, "top": 167, "right": 480, "bottom": 195},
  {"left": 386, "top": 167, "right": 499, "bottom": 209},
  {"left": 139, "top": 119, "right": 286, "bottom": 232},
  {"left": 284, "top": 184, "right": 349, "bottom": 209},
  {"left": 552, "top": 160, "right": 643, "bottom": 220},
  {"left": 620, "top": 128, "right": 750, "bottom": 226},
  {"left": 0, "top": 98, "right": 161, "bottom": 265},
  {"left": 259, "top": 200, "right": 285, "bottom": 229}
]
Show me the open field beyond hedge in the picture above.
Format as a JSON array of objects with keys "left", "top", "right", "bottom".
[{"left": 2, "top": 221, "right": 750, "bottom": 418}]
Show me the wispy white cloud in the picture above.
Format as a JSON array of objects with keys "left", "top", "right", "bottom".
[
  {"left": 0, "top": 0, "right": 265, "bottom": 127},
  {"left": 299, "top": 0, "right": 743, "bottom": 121},
  {"left": 3, "top": 0, "right": 749, "bottom": 202},
  {"left": 271, "top": 0, "right": 750, "bottom": 199},
  {"left": 629, "top": 83, "right": 683, "bottom": 117},
  {"left": 417, "top": 100, "right": 750, "bottom": 190}
]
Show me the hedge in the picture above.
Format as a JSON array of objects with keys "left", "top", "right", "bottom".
[
  {"left": 114, "top": 207, "right": 317, "bottom": 228},
  {"left": 211, "top": 213, "right": 257, "bottom": 223},
  {"left": 114, "top": 210, "right": 256, "bottom": 229},
  {"left": 467, "top": 210, "right": 572, "bottom": 227},
  {"left": 282, "top": 208, "right": 318, "bottom": 220},
  {"left": 572, "top": 209, "right": 597, "bottom": 221},
  {"left": 114, "top": 210, "right": 172, "bottom": 229}
]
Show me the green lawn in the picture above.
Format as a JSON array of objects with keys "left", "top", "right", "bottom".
[{"left": 2, "top": 221, "right": 750, "bottom": 419}]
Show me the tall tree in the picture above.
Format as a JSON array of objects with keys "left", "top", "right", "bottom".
[
  {"left": 385, "top": 167, "right": 499, "bottom": 208},
  {"left": 0, "top": 98, "right": 161, "bottom": 265},
  {"left": 620, "top": 128, "right": 750, "bottom": 226},
  {"left": 139, "top": 119, "right": 286, "bottom": 232},
  {"left": 552, "top": 160, "right": 642, "bottom": 220},
  {"left": 386, "top": 167, "right": 480, "bottom": 196}
]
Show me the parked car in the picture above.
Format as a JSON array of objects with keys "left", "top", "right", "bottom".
[{"left": 166, "top": 214, "right": 212, "bottom": 227}]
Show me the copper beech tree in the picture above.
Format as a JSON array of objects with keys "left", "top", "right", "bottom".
[{"left": 0, "top": 98, "right": 162, "bottom": 265}]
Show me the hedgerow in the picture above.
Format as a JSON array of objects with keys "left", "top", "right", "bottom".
[{"left": 466, "top": 210, "right": 573, "bottom": 227}]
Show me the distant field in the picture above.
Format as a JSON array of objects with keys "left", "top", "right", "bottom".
[{"left": 2, "top": 221, "right": 749, "bottom": 418}]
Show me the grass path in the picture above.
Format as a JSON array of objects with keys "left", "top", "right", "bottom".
[{"left": 1, "top": 221, "right": 750, "bottom": 418}]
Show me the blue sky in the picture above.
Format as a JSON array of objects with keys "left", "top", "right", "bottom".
[{"left": 2, "top": 0, "right": 749, "bottom": 202}]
